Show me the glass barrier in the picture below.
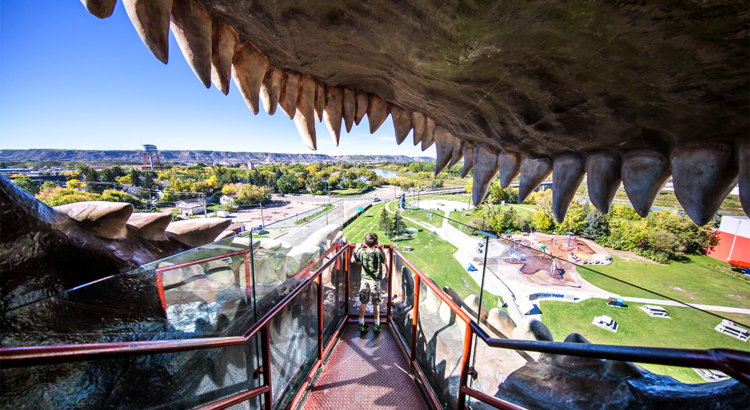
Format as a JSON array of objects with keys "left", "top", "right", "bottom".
[
  {"left": 321, "top": 252, "right": 347, "bottom": 348},
  {"left": 391, "top": 253, "right": 415, "bottom": 350},
  {"left": 0, "top": 342, "right": 262, "bottom": 409}
]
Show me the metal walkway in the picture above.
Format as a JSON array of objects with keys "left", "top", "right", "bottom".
[{"left": 301, "top": 323, "right": 429, "bottom": 410}]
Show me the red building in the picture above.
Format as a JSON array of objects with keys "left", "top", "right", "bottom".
[{"left": 708, "top": 216, "right": 750, "bottom": 268}]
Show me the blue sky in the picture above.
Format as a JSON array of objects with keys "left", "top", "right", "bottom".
[{"left": 0, "top": 1, "right": 431, "bottom": 158}]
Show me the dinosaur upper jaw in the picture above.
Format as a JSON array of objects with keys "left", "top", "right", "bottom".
[{"left": 80, "top": 0, "right": 749, "bottom": 224}]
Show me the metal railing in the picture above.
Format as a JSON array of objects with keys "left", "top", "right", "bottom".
[{"left": 1, "top": 243, "right": 748, "bottom": 410}]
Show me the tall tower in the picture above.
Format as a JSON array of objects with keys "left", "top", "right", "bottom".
[{"left": 142, "top": 144, "right": 162, "bottom": 170}]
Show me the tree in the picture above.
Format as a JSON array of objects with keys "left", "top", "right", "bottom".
[
  {"left": 12, "top": 177, "right": 40, "bottom": 195},
  {"left": 581, "top": 207, "right": 607, "bottom": 240},
  {"left": 235, "top": 184, "right": 271, "bottom": 205},
  {"left": 378, "top": 210, "right": 392, "bottom": 233},
  {"left": 41, "top": 181, "right": 59, "bottom": 190},
  {"left": 305, "top": 175, "right": 325, "bottom": 194},
  {"left": 385, "top": 211, "right": 406, "bottom": 239},
  {"left": 116, "top": 175, "right": 132, "bottom": 185},
  {"left": 128, "top": 168, "right": 142, "bottom": 187},
  {"left": 100, "top": 190, "right": 144, "bottom": 207},
  {"left": 557, "top": 202, "right": 587, "bottom": 235},
  {"left": 67, "top": 179, "right": 85, "bottom": 189},
  {"left": 531, "top": 211, "right": 552, "bottom": 232},
  {"left": 277, "top": 174, "right": 299, "bottom": 194}
]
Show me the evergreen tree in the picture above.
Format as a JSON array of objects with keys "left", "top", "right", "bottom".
[
  {"left": 378, "top": 210, "right": 392, "bottom": 234},
  {"left": 582, "top": 207, "right": 607, "bottom": 240},
  {"left": 128, "top": 168, "right": 142, "bottom": 187},
  {"left": 389, "top": 211, "right": 406, "bottom": 239}
]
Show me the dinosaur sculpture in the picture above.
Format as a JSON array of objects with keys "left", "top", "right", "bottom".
[{"left": 77, "top": 0, "right": 748, "bottom": 226}]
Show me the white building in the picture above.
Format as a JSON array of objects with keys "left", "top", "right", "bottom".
[
  {"left": 639, "top": 305, "right": 671, "bottom": 318},
  {"left": 592, "top": 315, "right": 618, "bottom": 333}
]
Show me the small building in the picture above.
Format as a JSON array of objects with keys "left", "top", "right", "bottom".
[
  {"left": 220, "top": 192, "right": 238, "bottom": 206},
  {"left": 639, "top": 305, "right": 671, "bottom": 318},
  {"left": 175, "top": 199, "right": 205, "bottom": 216},
  {"left": 606, "top": 297, "right": 625, "bottom": 308},
  {"left": 714, "top": 319, "right": 749, "bottom": 342},
  {"left": 592, "top": 315, "right": 618, "bottom": 333}
]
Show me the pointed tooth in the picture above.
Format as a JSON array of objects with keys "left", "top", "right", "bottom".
[
  {"left": 671, "top": 142, "right": 739, "bottom": 225},
  {"left": 552, "top": 154, "right": 585, "bottom": 223},
  {"left": 260, "top": 67, "right": 283, "bottom": 115},
  {"left": 54, "top": 201, "right": 133, "bottom": 239},
  {"left": 342, "top": 88, "right": 356, "bottom": 133},
  {"left": 354, "top": 91, "right": 369, "bottom": 126},
  {"left": 497, "top": 151, "right": 522, "bottom": 189},
  {"left": 621, "top": 150, "right": 671, "bottom": 218},
  {"left": 434, "top": 127, "right": 456, "bottom": 175},
  {"left": 461, "top": 141, "right": 475, "bottom": 178},
  {"left": 421, "top": 118, "right": 436, "bottom": 151},
  {"left": 367, "top": 95, "right": 389, "bottom": 134},
  {"left": 231, "top": 42, "right": 269, "bottom": 115},
  {"left": 122, "top": 0, "right": 173, "bottom": 64},
  {"left": 449, "top": 139, "right": 465, "bottom": 169},
  {"left": 740, "top": 138, "right": 750, "bottom": 216},
  {"left": 412, "top": 112, "right": 426, "bottom": 146},
  {"left": 278, "top": 72, "right": 300, "bottom": 119},
  {"left": 81, "top": 0, "right": 116, "bottom": 19},
  {"left": 126, "top": 212, "right": 172, "bottom": 241},
  {"left": 472, "top": 144, "right": 500, "bottom": 206},
  {"left": 314, "top": 82, "right": 326, "bottom": 122},
  {"left": 586, "top": 153, "right": 621, "bottom": 214},
  {"left": 323, "top": 87, "right": 343, "bottom": 146},
  {"left": 170, "top": 0, "right": 213, "bottom": 88},
  {"left": 293, "top": 75, "right": 317, "bottom": 151},
  {"left": 166, "top": 218, "right": 232, "bottom": 247},
  {"left": 518, "top": 157, "right": 553, "bottom": 203},
  {"left": 209, "top": 19, "right": 238, "bottom": 95},
  {"left": 390, "top": 106, "right": 412, "bottom": 145}
]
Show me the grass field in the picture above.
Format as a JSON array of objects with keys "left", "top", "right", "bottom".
[
  {"left": 344, "top": 201, "right": 499, "bottom": 308},
  {"left": 401, "top": 206, "right": 445, "bottom": 230},
  {"left": 294, "top": 204, "right": 334, "bottom": 225},
  {"left": 541, "top": 298, "right": 749, "bottom": 383},
  {"left": 329, "top": 186, "right": 373, "bottom": 196},
  {"left": 579, "top": 254, "right": 750, "bottom": 309}
]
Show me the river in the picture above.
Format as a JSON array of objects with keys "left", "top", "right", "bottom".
[{"left": 372, "top": 168, "right": 399, "bottom": 179}]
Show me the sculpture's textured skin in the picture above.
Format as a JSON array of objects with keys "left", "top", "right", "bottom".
[{"left": 76, "top": 0, "right": 748, "bottom": 222}]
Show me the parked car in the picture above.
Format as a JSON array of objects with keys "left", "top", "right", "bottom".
[{"left": 373, "top": 197, "right": 381, "bottom": 202}]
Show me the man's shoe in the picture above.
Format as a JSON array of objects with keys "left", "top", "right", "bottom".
[
  {"left": 373, "top": 324, "right": 381, "bottom": 333},
  {"left": 359, "top": 323, "right": 369, "bottom": 332}
]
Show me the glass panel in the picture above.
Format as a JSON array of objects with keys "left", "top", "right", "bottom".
[
  {"left": 413, "top": 280, "right": 466, "bottom": 410},
  {"left": 0, "top": 343, "right": 262, "bottom": 410},
  {"left": 321, "top": 253, "right": 346, "bottom": 349},
  {"left": 267, "top": 282, "right": 318, "bottom": 410},
  {"left": 391, "top": 253, "right": 416, "bottom": 349}
]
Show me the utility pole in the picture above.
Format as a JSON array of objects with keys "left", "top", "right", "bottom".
[
  {"left": 202, "top": 193, "right": 207, "bottom": 218},
  {"left": 260, "top": 201, "right": 265, "bottom": 228}
]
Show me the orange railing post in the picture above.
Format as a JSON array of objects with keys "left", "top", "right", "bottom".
[
  {"left": 457, "top": 325, "right": 474, "bottom": 410},
  {"left": 261, "top": 325, "right": 272, "bottom": 410},
  {"left": 410, "top": 275, "right": 420, "bottom": 363}
]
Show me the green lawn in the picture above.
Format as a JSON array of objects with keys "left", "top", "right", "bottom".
[
  {"left": 294, "top": 204, "right": 334, "bottom": 225},
  {"left": 330, "top": 186, "right": 373, "bottom": 196},
  {"left": 579, "top": 254, "right": 750, "bottom": 310},
  {"left": 541, "top": 298, "right": 749, "bottom": 384},
  {"left": 344, "top": 201, "right": 499, "bottom": 309},
  {"left": 401, "top": 206, "right": 445, "bottom": 230}
]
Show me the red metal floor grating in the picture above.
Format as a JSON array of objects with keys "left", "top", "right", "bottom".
[{"left": 302, "top": 323, "right": 429, "bottom": 410}]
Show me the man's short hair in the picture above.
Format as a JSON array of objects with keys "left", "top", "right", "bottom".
[{"left": 364, "top": 232, "right": 378, "bottom": 247}]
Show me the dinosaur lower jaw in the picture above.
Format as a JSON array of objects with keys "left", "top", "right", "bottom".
[{"left": 80, "top": 0, "right": 749, "bottom": 225}]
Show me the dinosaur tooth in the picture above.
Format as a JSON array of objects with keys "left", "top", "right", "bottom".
[
  {"left": 260, "top": 67, "right": 283, "bottom": 115},
  {"left": 209, "top": 19, "right": 238, "bottom": 95},
  {"left": 323, "top": 86, "right": 343, "bottom": 146},
  {"left": 342, "top": 88, "right": 356, "bottom": 133},
  {"left": 497, "top": 151, "right": 522, "bottom": 189},
  {"left": 278, "top": 71, "right": 300, "bottom": 119},
  {"left": 367, "top": 95, "right": 389, "bottom": 134},
  {"left": 448, "top": 139, "right": 465, "bottom": 169},
  {"left": 126, "top": 213, "right": 172, "bottom": 241},
  {"left": 740, "top": 138, "right": 750, "bottom": 216},
  {"left": 461, "top": 141, "right": 474, "bottom": 178},
  {"left": 80, "top": 0, "right": 116, "bottom": 19},
  {"left": 421, "top": 118, "right": 436, "bottom": 151},
  {"left": 166, "top": 218, "right": 232, "bottom": 247},
  {"left": 472, "top": 144, "right": 500, "bottom": 205},
  {"left": 122, "top": 0, "right": 173, "bottom": 64},
  {"left": 390, "top": 105, "right": 412, "bottom": 145},
  {"left": 671, "top": 142, "right": 739, "bottom": 225},
  {"left": 170, "top": 0, "right": 213, "bottom": 88},
  {"left": 621, "top": 150, "right": 671, "bottom": 218},
  {"left": 434, "top": 127, "right": 455, "bottom": 175},
  {"left": 314, "top": 82, "right": 325, "bottom": 122},
  {"left": 412, "top": 112, "right": 426, "bottom": 146},
  {"left": 231, "top": 42, "right": 269, "bottom": 115},
  {"left": 552, "top": 154, "right": 585, "bottom": 223},
  {"left": 294, "top": 75, "right": 317, "bottom": 150},
  {"left": 54, "top": 201, "right": 134, "bottom": 239},
  {"left": 518, "top": 157, "right": 553, "bottom": 203},
  {"left": 354, "top": 90, "right": 369, "bottom": 126},
  {"left": 586, "top": 152, "right": 622, "bottom": 214}
]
